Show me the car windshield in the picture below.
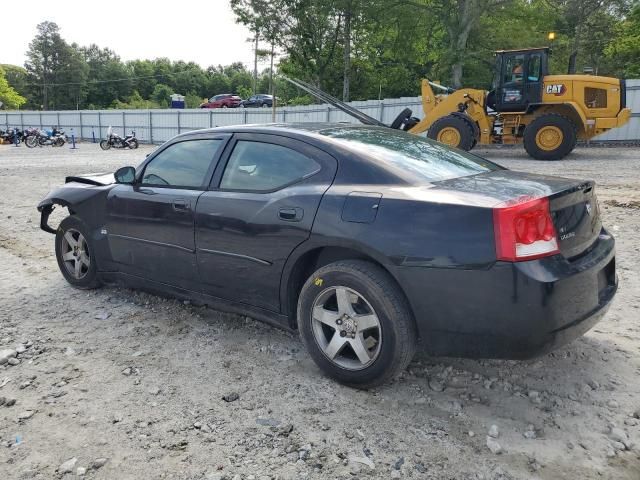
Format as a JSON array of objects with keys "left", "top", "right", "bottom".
[{"left": 320, "top": 126, "right": 502, "bottom": 182}]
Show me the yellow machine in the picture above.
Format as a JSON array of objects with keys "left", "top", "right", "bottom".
[{"left": 405, "top": 47, "right": 631, "bottom": 160}]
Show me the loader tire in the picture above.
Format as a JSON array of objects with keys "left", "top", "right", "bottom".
[
  {"left": 524, "top": 114, "right": 577, "bottom": 160},
  {"left": 427, "top": 115, "right": 476, "bottom": 151}
]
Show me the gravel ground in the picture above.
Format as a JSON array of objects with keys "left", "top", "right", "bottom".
[{"left": 0, "top": 142, "right": 639, "bottom": 480}]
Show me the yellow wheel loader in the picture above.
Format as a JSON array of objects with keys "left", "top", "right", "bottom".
[
  {"left": 285, "top": 45, "right": 631, "bottom": 161},
  {"left": 403, "top": 47, "right": 631, "bottom": 160}
]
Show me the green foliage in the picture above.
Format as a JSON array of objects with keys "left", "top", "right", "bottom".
[
  {"left": 606, "top": 3, "right": 640, "bottom": 77},
  {"left": 151, "top": 84, "right": 174, "bottom": 107},
  {"left": 0, "top": 67, "right": 26, "bottom": 109}
]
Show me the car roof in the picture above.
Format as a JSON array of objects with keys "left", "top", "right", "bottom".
[
  {"left": 178, "top": 123, "right": 401, "bottom": 151},
  {"left": 181, "top": 122, "right": 381, "bottom": 137}
]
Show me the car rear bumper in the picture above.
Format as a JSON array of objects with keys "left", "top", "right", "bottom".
[{"left": 395, "top": 229, "right": 617, "bottom": 359}]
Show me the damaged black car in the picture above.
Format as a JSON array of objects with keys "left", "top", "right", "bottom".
[{"left": 37, "top": 124, "right": 617, "bottom": 388}]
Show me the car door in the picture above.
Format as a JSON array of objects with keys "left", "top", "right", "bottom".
[
  {"left": 106, "top": 136, "right": 229, "bottom": 290},
  {"left": 195, "top": 133, "right": 337, "bottom": 312}
]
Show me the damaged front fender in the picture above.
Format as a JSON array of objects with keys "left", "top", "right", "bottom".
[{"left": 37, "top": 182, "right": 113, "bottom": 234}]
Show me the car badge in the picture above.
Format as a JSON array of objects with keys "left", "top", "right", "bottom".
[{"left": 585, "top": 203, "right": 592, "bottom": 216}]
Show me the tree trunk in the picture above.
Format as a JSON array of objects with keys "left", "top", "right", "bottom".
[
  {"left": 447, "top": 0, "right": 478, "bottom": 89},
  {"left": 342, "top": 3, "right": 352, "bottom": 102}
]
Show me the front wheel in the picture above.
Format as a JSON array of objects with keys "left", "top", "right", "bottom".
[
  {"left": 427, "top": 115, "right": 476, "bottom": 151},
  {"left": 55, "top": 137, "right": 65, "bottom": 147},
  {"left": 55, "top": 216, "right": 102, "bottom": 289},
  {"left": 99, "top": 140, "right": 111, "bottom": 150},
  {"left": 25, "top": 136, "right": 38, "bottom": 148},
  {"left": 128, "top": 138, "right": 139, "bottom": 149},
  {"left": 297, "top": 260, "right": 416, "bottom": 389}
]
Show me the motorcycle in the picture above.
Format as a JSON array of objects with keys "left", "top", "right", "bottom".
[
  {"left": 0, "top": 127, "right": 27, "bottom": 144},
  {"left": 25, "top": 127, "right": 67, "bottom": 148},
  {"left": 100, "top": 127, "right": 138, "bottom": 150}
]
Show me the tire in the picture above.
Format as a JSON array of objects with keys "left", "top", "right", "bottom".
[
  {"left": 128, "top": 138, "right": 139, "bottom": 149},
  {"left": 222, "top": 104, "right": 228, "bottom": 109},
  {"left": 261, "top": 103, "right": 269, "bottom": 108},
  {"left": 297, "top": 260, "right": 416, "bottom": 389},
  {"left": 523, "top": 113, "right": 577, "bottom": 160},
  {"left": 390, "top": 108, "right": 413, "bottom": 130},
  {"left": 55, "top": 216, "right": 102, "bottom": 290},
  {"left": 427, "top": 114, "right": 476, "bottom": 151},
  {"left": 25, "top": 136, "right": 38, "bottom": 148},
  {"left": 55, "top": 137, "right": 65, "bottom": 147},
  {"left": 99, "top": 140, "right": 111, "bottom": 150}
]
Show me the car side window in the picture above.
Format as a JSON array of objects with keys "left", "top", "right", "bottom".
[
  {"left": 141, "top": 139, "right": 223, "bottom": 188},
  {"left": 220, "top": 141, "right": 321, "bottom": 192}
]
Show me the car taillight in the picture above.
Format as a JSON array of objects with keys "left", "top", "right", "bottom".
[{"left": 493, "top": 197, "right": 559, "bottom": 261}]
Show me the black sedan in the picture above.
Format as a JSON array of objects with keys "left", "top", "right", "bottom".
[
  {"left": 240, "top": 94, "right": 275, "bottom": 108},
  {"left": 37, "top": 124, "right": 617, "bottom": 388}
]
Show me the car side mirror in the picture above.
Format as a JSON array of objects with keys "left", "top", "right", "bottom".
[{"left": 114, "top": 166, "right": 136, "bottom": 184}]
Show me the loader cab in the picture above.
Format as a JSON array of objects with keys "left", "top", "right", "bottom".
[{"left": 489, "top": 47, "right": 549, "bottom": 112}]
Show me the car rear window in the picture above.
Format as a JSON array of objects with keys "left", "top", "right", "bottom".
[{"left": 320, "top": 127, "right": 502, "bottom": 182}]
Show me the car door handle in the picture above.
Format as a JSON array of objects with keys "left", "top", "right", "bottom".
[
  {"left": 278, "top": 207, "right": 303, "bottom": 222},
  {"left": 172, "top": 199, "right": 191, "bottom": 212}
]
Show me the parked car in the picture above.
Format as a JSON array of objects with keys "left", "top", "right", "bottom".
[
  {"left": 200, "top": 94, "right": 242, "bottom": 109},
  {"left": 37, "top": 124, "right": 617, "bottom": 388},
  {"left": 240, "top": 94, "right": 276, "bottom": 108}
]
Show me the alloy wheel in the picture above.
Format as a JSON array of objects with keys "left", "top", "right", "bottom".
[
  {"left": 60, "top": 228, "right": 91, "bottom": 280},
  {"left": 311, "top": 286, "right": 382, "bottom": 370}
]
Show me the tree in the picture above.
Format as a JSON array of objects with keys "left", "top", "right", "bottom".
[
  {"left": 151, "top": 84, "right": 174, "bottom": 107},
  {"left": 606, "top": 3, "right": 640, "bottom": 77},
  {"left": 81, "top": 45, "right": 132, "bottom": 108},
  {"left": 24, "top": 21, "right": 88, "bottom": 110},
  {"left": 0, "top": 67, "right": 26, "bottom": 109}
]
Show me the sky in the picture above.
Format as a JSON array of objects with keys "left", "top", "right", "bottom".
[{"left": 0, "top": 0, "right": 266, "bottom": 70}]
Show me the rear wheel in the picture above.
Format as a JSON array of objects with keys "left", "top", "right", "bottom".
[
  {"left": 297, "top": 260, "right": 416, "bottom": 389},
  {"left": 99, "top": 140, "right": 111, "bottom": 150},
  {"left": 55, "top": 216, "right": 102, "bottom": 289},
  {"left": 25, "top": 136, "right": 38, "bottom": 148},
  {"left": 524, "top": 113, "right": 577, "bottom": 160},
  {"left": 427, "top": 115, "right": 476, "bottom": 151}
]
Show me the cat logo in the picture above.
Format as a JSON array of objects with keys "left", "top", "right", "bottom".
[{"left": 545, "top": 84, "right": 566, "bottom": 96}]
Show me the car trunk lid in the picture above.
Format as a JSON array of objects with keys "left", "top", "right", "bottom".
[
  {"left": 431, "top": 170, "right": 601, "bottom": 259},
  {"left": 549, "top": 180, "right": 601, "bottom": 259}
]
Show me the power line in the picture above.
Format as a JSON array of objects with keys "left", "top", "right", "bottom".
[{"left": 22, "top": 68, "right": 206, "bottom": 88}]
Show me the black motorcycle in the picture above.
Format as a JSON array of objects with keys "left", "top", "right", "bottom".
[
  {"left": 26, "top": 128, "right": 66, "bottom": 148},
  {"left": 100, "top": 128, "right": 138, "bottom": 150}
]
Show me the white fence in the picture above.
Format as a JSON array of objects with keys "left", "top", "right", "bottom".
[{"left": 2, "top": 80, "right": 639, "bottom": 143}]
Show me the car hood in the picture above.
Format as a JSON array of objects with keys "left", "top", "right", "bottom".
[{"left": 65, "top": 172, "right": 115, "bottom": 186}]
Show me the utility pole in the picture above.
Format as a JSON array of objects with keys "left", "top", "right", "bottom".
[
  {"left": 253, "top": 33, "right": 259, "bottom": 95},
  {"left": 269, "top": 41, "right": 275, "bottom": 95},
  {"left": 342, "top": 2, "right": 352, "bottom": 102}
]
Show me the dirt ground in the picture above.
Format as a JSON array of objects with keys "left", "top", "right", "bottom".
[{"left": 0, "top": 142, "right": 639, "bottom": 480}]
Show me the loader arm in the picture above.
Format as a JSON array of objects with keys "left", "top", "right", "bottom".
[{"left": 409, "top": 80, "right": 492, "bottom": 144}]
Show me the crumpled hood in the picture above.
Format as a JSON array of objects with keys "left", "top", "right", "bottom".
[{"left": 65, "top": 172, "right": 115, "bottom": 186}]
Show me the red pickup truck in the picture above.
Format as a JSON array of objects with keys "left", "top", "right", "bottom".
[{"left": 200, "top": 94, "right": 242, "bottom": 109}]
